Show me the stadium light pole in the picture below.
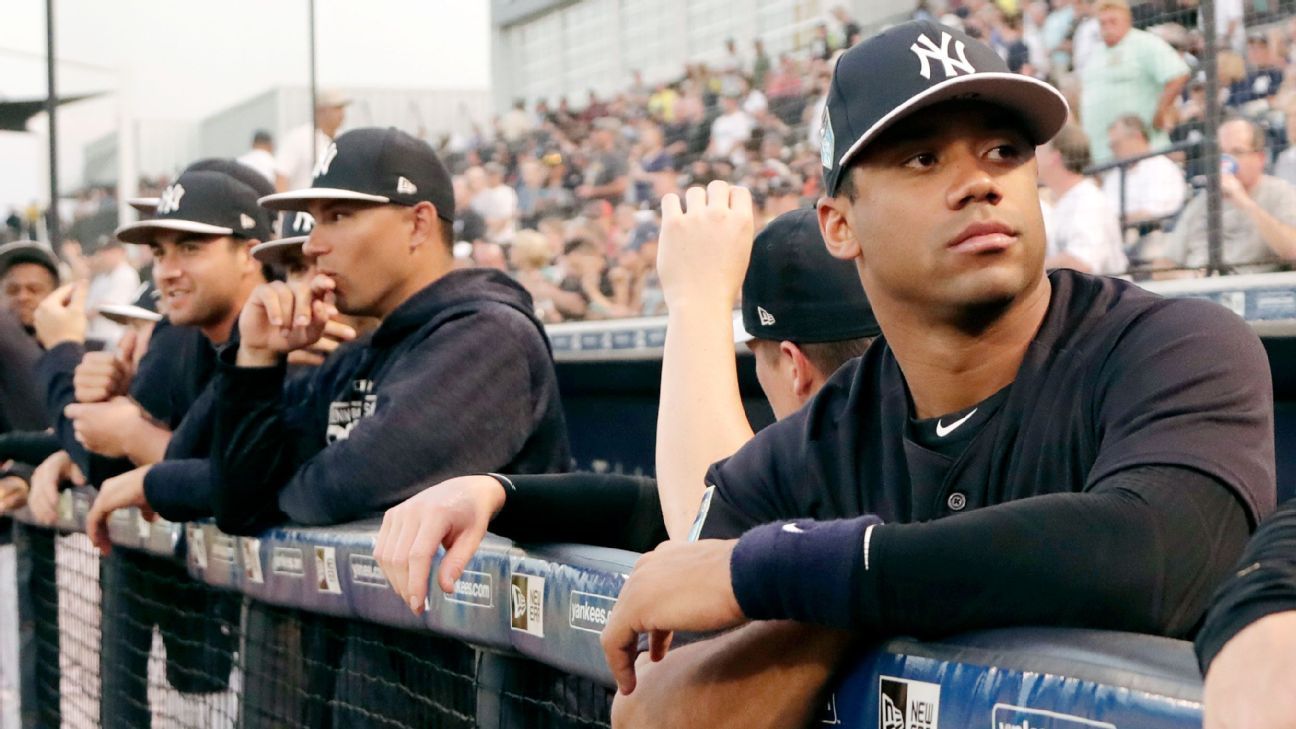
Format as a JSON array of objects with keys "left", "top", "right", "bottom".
[
  {"left": 45, "top": 0, "right": 59, "bottom": 246},
  {"left": 1202, "top": 0, "right": 1223, "bottom": 275},
  {"left": 309, "top": 0, "right": 318, "bottom": 167}
]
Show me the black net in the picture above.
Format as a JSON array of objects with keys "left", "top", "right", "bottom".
[{"left": 12, "top": 524, "right": 614, "bottom": 728}]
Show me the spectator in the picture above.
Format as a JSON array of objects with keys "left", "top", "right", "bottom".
[
  {"left": 1275, "top": 102, "right": 1296, "bottom": 186},
  {"left": 1212, "top": 0, "right": 1246, "bottom": 53},
  {"left": 751, "top": 39, "right": 771, "bottom": 89},
  {"left": 83, "top": 237, "right": 141, "bottom": 346},
  {"left": 1070, "top": 0, "right": 1103, "bottom": 73},
  {"left": 510, "top": 229, "right": 586, "bottom": 323},
  {"left": 719, "top": 38, "right": 746, "bottom": 97},
  {"left": 1165, "top": 118, "right": 1296, "bottom": 272},
  {"left": 1080, "top": 0, "right": 1190, "bottom": 163},
  {"left": 832, "top": 5, "right": 863, "bottom": 47},
  {"left": 576, "top": 118, "right": 630, "bottom": 204},
  {"left": 276, "top": 89, "right": 349, "bottom": 192},
  {"left": 810, "top": 23, "right": 833, "bottom": 60},
  {"left": 1235, "top": 34, "right": 1286, "bottom": 111},
  {"left": 237, "top": 129, "right": 276, "bottom": 185},
  {"left": 709, "top": 94, "right": 755, "bottom": 163},
  {"left": 1043, "top": 0, "right": 1077, "bottom": 72},
  {"left": 1170, "top": 78, "right": 1211, "bottom": 179},
  {"left": 558, "top": 237, "right": 627, "bottom": 319},
  {"left": 499, "top": 99, "right": 534, "bottom": 144},
  {"left": 1103, "top": 115, "right": 1187, "bottom": 226},
  {"left": 1038, "top": 124, "right": 1128, "bottom": 274},
  {"left": 0, "top": 241, "right": 60, "bottom": 334},
  {"left": 1022, "top": 1, "right": 1052, "bottom": 77},
  {"left": 629, "top": 123, "right": 676, "bottom": 206},
  {"left": 1220, "top": 50, "right": 1250, "bottom": 108},
  {"left": 452, "top": 175, "right": 487, "bottom": 245},
  {"left": 476, "top": 163, "right": 519, "bottom": 245},
  {"left": 4, "top": 209, "right": 21, "bottom": 241}
]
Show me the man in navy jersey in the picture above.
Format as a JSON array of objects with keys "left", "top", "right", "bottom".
[{"left": 600, "top": 20, "right": 1275, "bottom": 726}]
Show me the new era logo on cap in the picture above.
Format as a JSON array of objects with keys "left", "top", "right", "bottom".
[
  {"left": 240, "top": 213, "right": 256, "bottom": 229},
  {"left": 260, "top": 127, "right": 455, "bottom": 222},
  {"left": 820, "top": 20, "right": 1069, "bottom": 197},
  {"left": 757, "top": 306, "right": 776, "bottom": 327}
]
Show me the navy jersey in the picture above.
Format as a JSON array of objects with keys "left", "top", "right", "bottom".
[{"left": 699, "top": 269, "right": 1275, "bottom": 539}]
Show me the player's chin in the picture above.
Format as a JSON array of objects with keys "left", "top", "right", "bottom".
[{"left": 944, "top": 262, "right": 1035, "bottom": 308}]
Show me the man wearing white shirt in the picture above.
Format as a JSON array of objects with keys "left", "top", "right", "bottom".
[
  {"left": 1039, "top": 125, "right": 1128, "bottom": 274},
  {"left": 236, "top": 130, "right": 276, "bottom": 185},
  {"left": 275, "top": 90, "right": 349, "bottom": 192},
  {"left": 708, "top": 95, "right": 755, "bottom": 162},
  {"left": 84, "top": 238, "right": 142, "bottom": 345},
  {"left": 1102, "top": 115, "right": 1186, "bottom": 226}
]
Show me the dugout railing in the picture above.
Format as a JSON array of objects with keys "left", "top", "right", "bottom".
[{"left": 11, "top": 271, "right": 1296, "bottom": 728}]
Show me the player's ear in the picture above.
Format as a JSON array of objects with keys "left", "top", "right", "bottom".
[
  {"left": 781, "top": 341, "right": 818, "bottom": 405},
  {"left": 817, "top": 196, "right": 861, "bottom": 263},
  {"left": 409, "top": 202, "right": 439, "bottom": 252}
]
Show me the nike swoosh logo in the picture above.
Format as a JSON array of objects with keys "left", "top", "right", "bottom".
[
  {"left": 935, "top": 408, "right": 978, "bottom": 437},
  {"left": 782, "top": 523, "right": 805, "bottom": 534}
]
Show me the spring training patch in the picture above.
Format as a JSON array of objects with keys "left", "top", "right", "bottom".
[
  {"left": 272, "top": 546, "right": 305, "bottom": 577},
  {"left": 568, "top": 591, "right": 617, "bottom": 634},
  {"left": 315, "top": 546, "right": 343, "bottom": 594},
  {"left": 188, "top": 525, "right": 208, "bottom": 570},
  {"left": 879, "top": 676, "right": 940, "bottom": 729},
  {"left": 348, "top": 554, "right": 389, "bottom": 589},
  {"left": 327, "top": 379, "right": 376, "bottom": 443},
  {"left": 991, "top": 705, "right": 1116, "bottom": 729},
  {"left": 510, "top": 573, "right": 545, "bottom": 638},
  {"left": 444, "top": 570, "right": 493, "bottom": 608},
  {"left": 242, "top": 539, "right": 264, "bottom": 584}
]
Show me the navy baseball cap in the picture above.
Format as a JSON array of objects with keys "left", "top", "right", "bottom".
[
  {"left": 0, "top": 240, "right": 60, "bottom": 281},
  {"left": 259, "top": 127, "right": 455, "bottom": 222},
  {"left": 252, "top": 211, "right": 315, "bottom": 266},
  {"left": 820, "top": 20, "right": 1069, "bottom": 197},
  {"left": 115, "top": 169, "right": 275, "bottom": 245},
  {"left": 736, "top": 208, "right": 879, "bottom": 344}
]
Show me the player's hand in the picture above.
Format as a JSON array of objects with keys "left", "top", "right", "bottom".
[
  {"left": 601, "top": 539, "right": 745, "bottom": 695},
  {"left": 286, "top": 318, "right": 358, "bottom": 367},
  {"left": 33, "top": 281, "right": 89, "bottom": 349},
  {"left": 237, "top": 275, "right": 338, "bottom": 367},
  {"left": 74, "top": 329, "right": 139, "bottom": 402},
  {"left": 657, "top": 181, "right": 755, "bottom": 312},
  {"left": 28, "top": 450, "right": 85, "bottom": 526},
  {"left": 374, "top": 475, "right": 508, "bottom": 615},
  {"left": 64, "top": 397, "right": 147, "bottom": 459},
  {"left": 1203, "top": 611, "right": 1296, "bottom": 729},
  {"left": 85, "top": 465, "right": 154, "bottom": 555},
  {"left": 0, "top": 475, "right": 30, "bottom": 513}
]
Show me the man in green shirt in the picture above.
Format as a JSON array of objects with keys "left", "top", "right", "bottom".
[{"left": 1080, "top": 0, "right": 1190, "bottom": 163}]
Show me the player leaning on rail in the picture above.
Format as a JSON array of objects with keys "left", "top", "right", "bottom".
[{"left": 593, "top": 21, "right": 1274, "bottom": 728}]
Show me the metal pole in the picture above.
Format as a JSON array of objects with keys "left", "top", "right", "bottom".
[
  {"left": 45, "top": 0, "right": 60, "bottom": 246},
  {"left": 1202, "top": 0, "right": 1224, "bottom": 275},
  {"left": 308, "top": 0, "right": 318, "bottom": 168}
]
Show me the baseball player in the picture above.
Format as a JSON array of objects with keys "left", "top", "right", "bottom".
[
  {"left": 207, "top": 126, "right": 570, "bottom": 536},
  {"left": 1196, "top": 497, "right": 1296, "bottom": 729},
  {"left": 374, "top": 207, "right": 880, "bottom": 609},
  {"left": 599, "top": 20, "right": 1274, "bottom": 725}
]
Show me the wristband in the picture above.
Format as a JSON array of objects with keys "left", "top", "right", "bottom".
[{"left": 730, "top": 515, "right": 883, "bottom": 628}]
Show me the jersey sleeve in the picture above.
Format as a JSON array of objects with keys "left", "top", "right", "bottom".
[
  {"left": 1087, "top": 297, "right": 1275, "bottom": 523},
  {"left": 1144, "top": 33, "right": 1190, "bottom": 85}
]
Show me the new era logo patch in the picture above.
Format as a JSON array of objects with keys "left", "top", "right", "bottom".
[
  {"left": 879, "top": 676, "right": 940, "bottom": 729},
  {"left": 396, "top": 176, "right": 418, "bottom": 195},
  {"left": 910, "top": 31, "right": 975, "bottom": 80},
  {"left": 757, "top": 306, "right": 776, "bottom": 326},
  {"left": 240, "top": 213, "right": 256, "bottom": 229}
]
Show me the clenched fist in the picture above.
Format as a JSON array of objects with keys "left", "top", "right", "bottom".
[{"left": 237, "top": 274, "right": 340, "bottom": 367}]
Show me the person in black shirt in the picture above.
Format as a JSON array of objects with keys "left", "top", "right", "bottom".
[
  {"left": 598, "top": 20, "right": 1274, "bottom": 723},
  {"left": 1195, "top": 498, "right": 1296, "bottom": 729}
]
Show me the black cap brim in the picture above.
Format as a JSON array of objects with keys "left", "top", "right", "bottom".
[
  {"left": 835, "top": 72, "right": 1069, "bottom": 174},
  {"left": 258, "top": 188, "right": 390, "bottom": 212},
  {"left": 114, "top": 219, "right": 236, "bottom": 245},
  {"left": 250, "top": 236, "right": 308, "bottom": 265},
  {"left": 99, "top": 303, "right": 162, "bottom": 325}
]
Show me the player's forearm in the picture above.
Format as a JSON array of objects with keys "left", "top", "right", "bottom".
[
  {"left": 122, "top": 418, "right": 171, "bottom": 466},
  {"left": 210, "top": 360, "right": 292, "bottom": 534},
  {"left": 611, "top": 621, "right": 850, "bottom": 729},
  {"left": 656, "top": 303, "right": 754, "bottom": 539},
  {"left": 1155, "top": 76, "right": 1189, "bottom": 128},
  {"left": 491, "top": 472, "right": 667, "bottom": 550},
  {"left": 1196, "top": 497, "right": 1296, "bottom": 671}
]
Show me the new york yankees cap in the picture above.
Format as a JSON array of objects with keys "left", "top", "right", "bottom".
[
  {"left": 735, "top": 208, "right": 879, "bottom": 345},
  {"left": 251, "top": 211, "right": 315, "bottom": 266},
  {"left": 114, "top": 168, "right": 275, "bottom": 245},
  {"left": 820, "top": 19, "right": 1069, "bottom": 197},
  {"left": 259, "top": 127, "right": 455, "bottom": 222}
]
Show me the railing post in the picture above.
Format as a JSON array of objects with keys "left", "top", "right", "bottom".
[{"left": 1202, "top": 0, "right": 1225, "bottom": 276}]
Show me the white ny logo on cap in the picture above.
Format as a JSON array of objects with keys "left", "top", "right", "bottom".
[
  {"left": 910, "top": 32, "right": 975, "bottom": 80},
  {"left": 293, "top": 211, "right": 315, "bottom": 234},
  {"left": 313, "top": 143, "right": 339, "bottom": 180},
  {"left": 157, "top": 184, "right": 185, "bottom": 215}
]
